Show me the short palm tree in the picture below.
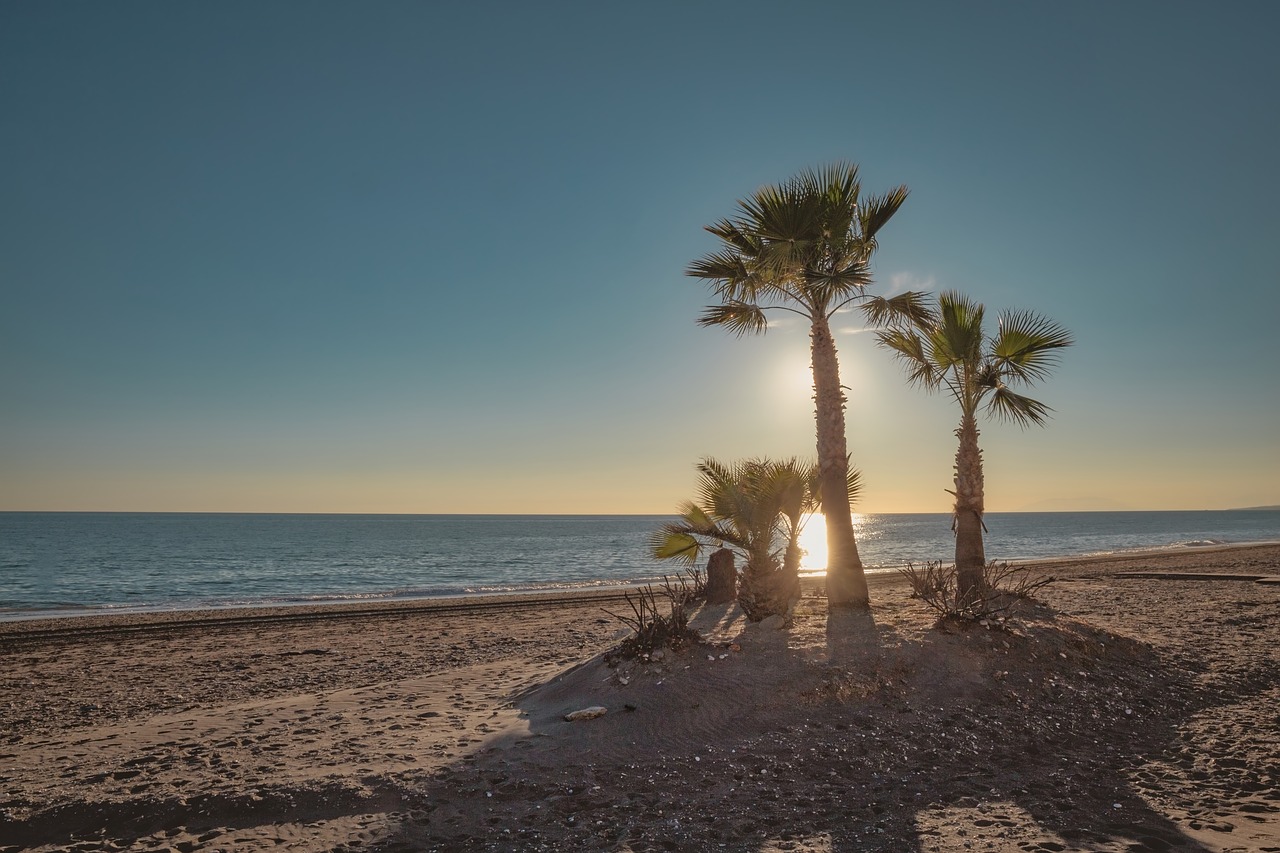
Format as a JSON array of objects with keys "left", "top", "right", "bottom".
[
  {"left": 651, "top": 457, "right": 859, "bottom": 621},
  {"left": 688, "top": 163, "right": 929, "bottom": 608},
  {"left": 875, "top": 291, "right": 1073, "bottom": 597}
]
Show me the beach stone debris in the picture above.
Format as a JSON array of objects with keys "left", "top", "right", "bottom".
[
  {"left": 564, "top": 706, "right": 608, "bottom": 722},
  {"left": 705, "top": 548, "right": 738, "bottom": 603}
]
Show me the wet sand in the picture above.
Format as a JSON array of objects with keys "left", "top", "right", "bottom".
[{"left": 2, "top": 545, "right": 1278, "bottom": 851}]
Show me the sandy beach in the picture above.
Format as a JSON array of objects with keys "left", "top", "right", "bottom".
[{"left": 2, "top": 545, "right": 1278, "bottom": 852}]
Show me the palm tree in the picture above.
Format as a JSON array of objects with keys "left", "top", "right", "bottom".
[
  {"left": 688, "top": 163, "right": 928, "bottom": 607},
  {"left": 875, "top": 291, "right": 1073, "bottom": 597},
  {"left": 652, "top": 457, "right": 858, "bottom": 620}
]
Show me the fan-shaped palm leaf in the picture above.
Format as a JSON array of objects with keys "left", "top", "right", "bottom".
[
  {"left": 987, "top": 386, "right": 1055, "bottom": 427},
  {"left": 861, "top": 291, "right": 937, "bottom": 329},
  {"left": 857, "top": 186, "right": 910, "bottom": 248},
  {"left": 993, "top": 310, "right": 1075, "bottom": 384},
  {"left": 696, "top": 302, "right": 769, "bottom": 336}
]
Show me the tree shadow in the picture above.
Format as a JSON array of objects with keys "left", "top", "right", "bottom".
[
  {"left": 364, "top": 598, "right": 1227, "bottom": 852},
  {"left": 824, "top": 602, "right": 883, "bottom": 666},
  {"left": 0, "top": 776, "right": 420, "bottom": 850}
]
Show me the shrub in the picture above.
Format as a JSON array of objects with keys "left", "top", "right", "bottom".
[
  {"left": 900, "top": 560, "right": 1054, "bottom": 621},
  {"left": 605, "top": 575, "right": 703, "bottom": 660}
]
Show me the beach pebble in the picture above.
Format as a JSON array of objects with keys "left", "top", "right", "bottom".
[{"left": 564, "top": 706, "right": 608, "bottom": 722}]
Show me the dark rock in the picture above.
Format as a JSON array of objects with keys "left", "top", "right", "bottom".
[{"left": 705, "top": 548, "right": 737, "bottom": 604}]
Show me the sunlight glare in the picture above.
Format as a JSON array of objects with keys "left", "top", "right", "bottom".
[
  {"left": 797, "top": 511, "right": 865, "bottom": 572},
  {"left": 798, "top": 513, "right": 827, "bottom": 571}
]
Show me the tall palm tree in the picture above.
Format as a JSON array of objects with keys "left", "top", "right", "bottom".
[
  {"left": 652, "top": 457, "right": 858, "bottom": 620},
  {"left": 875, "top": 291, "right": 1073, "bottom": 597},
  {"left": 688, "top": 163, "right": 928, "bottom": 607}
]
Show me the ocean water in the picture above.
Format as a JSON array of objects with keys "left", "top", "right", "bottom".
[{"left": 1, "top": 510, "right": 1278, "bottom": 619}]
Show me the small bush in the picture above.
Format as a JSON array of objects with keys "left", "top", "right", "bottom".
[
  {"left": 605, "top": 575, "right": 703, "bottom": 660},
  {"left": 900, "top": 560, "right": 1054, "bottom": 621}
]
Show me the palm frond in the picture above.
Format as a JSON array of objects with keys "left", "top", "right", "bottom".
[
  {"left": 993, "top": 310, "right": 1074, "bottom": 384},
  {"left": 704, "top": 219, "right": 760, "bottom": 255},
  {"left": 857, "top": 185, "right": 909, "bottom": 244},
  {"left": 935, "top": 291, "right": 986, "bottom": 364},
  {"left": 802, "top": 257, "right": 873, "bottom": 313},
  {"left": 794, "top": 162, "right": 861, "bottom": 209},
  {"left": 686, "top": 248, "right": 750, "bottom": 283},
  {"left": 875, "top": 328, "right": 942, "bottom": 389},
  {"left": 696, "top": 302, "right": 769, "bottom": 336},
  {"left": 860, "top": 290, "right": 937, "bottom": 328},
  {"left": 986, "top": 386, "right": 1054, "bottom": 427},
  {"left": 649, "top": 529, "right": 702, "bottom": 564},
  {"left": 676, "top": 499, "right": 715, "bottom": 531},
  {"left": 740, "top": 184, "right": 824, "bottom": 248}
]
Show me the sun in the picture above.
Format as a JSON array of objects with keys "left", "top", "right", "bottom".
[
  {"left": 796, "top": 512, "right": 866, "bottom": 571},
  {"left": 791, "top": 361, "right": 815, "bottom": 401},
  {"left": 797, "top": 513, "right": 827, "bottom": 571}
]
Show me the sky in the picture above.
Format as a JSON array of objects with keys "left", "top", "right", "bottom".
[{"left": 2, "top": 1, "right": 1278, "bottom": 515}]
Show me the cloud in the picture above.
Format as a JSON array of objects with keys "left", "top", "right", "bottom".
[{"left": 887, "top": 272, "right": 936, "bottom": 296}]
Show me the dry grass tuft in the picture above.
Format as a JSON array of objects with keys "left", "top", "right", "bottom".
[
  {"left": 900, "top": 560, "right": 1054, "bottom": 622},
  {"left": 604, "top": 575, "right": 703, "bottom": 660}
]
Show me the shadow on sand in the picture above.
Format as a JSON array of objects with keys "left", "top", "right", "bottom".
[
  {"left": 364, "top": 594, "right": 1225, "bottom": 852},
  {"left": 10, "top": 584, "right": 1273, "bottom": 852}
]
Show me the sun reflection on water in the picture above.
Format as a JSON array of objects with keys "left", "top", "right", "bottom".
[{"left": 797, "top": 512, "right": 867, "bottom": 572}]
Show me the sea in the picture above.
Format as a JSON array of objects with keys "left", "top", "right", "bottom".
[{"left": 2, "top": 510, "right": 1279, "bottom": 620}]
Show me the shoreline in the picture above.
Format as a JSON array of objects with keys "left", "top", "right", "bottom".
[{"left": 4, "top": 539, "right": 1278, "bottom": 631}]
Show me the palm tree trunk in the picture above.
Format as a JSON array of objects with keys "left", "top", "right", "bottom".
[
  {"left": 810, "top": 315, "right": 869, "bottom": 607},
  {"left": 738, "top": 550, "right": 780, "bottom": 622},
  {"left": 953, "top": 411, "right": 986, "bottom": 597},
  {"left": 774, "top": 539, "right": 803, "bottom": 615}
]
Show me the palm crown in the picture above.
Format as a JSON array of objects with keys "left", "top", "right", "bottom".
[
  {"left": 651, "top": 457, "right": 826, "bottom": 568},
  {"left": 875, "top": 291, "right": 1074, "bottom": 425},
  {"left": 687, "top": 163, "right": 930, "bottom": 334}
]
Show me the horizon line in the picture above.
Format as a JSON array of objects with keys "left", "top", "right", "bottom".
[{"left": 3, "top": 506, "right": 1277, "bottom": 516}]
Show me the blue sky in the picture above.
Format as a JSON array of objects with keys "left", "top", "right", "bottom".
[{"left": 3, "top": 1, "right": 1278, "bottom": 513}]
